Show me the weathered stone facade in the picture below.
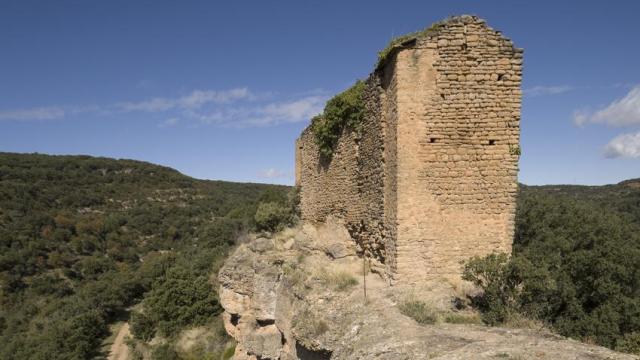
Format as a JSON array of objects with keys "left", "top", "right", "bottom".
[{"left": 295, "top": 15, "right": 522, "bottom": 285}]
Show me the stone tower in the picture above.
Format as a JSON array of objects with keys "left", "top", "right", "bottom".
[{"left": 295, "top": 15, "right": 522, "bottom": 285}]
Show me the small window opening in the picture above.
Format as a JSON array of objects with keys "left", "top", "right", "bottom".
[
  {"left": 440, "top": 94, "right": 446, "bottom": 100},
  {"left": 430, "top": 138, "right": 437, "bottom": 143},
  {"left": 462, "top": 43, "right": 467, "bottom": 51},
  {"left": 497, "top": 74, "right": 504, "bottom": 81},
  {"left": 489, "top": 139, "right": 496, "bottom": 145},
  {"left": 257, "top": 319, "right": 276, "bottom": 327}
]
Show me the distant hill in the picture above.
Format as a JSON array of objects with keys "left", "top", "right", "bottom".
[
  {"left": 1, "top": 151, "right": 638, "bottom": 358},
  {"left": 0, "top": 152, "right": 289, "bottom": 359},
  {"left": 506, "top": 181, "right": 640, "bottom": 353},
  {"left": 217, "top": 179, "right": 640, "bottom": 359},
  {"left": 521, "top": 179, "right": 640, "bottom": 226}
]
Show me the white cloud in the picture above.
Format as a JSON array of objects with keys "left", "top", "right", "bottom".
[
  {"left": 0, "top": 106, "right": 65, "bottom": 121},
  {"left": 604, "top": 131, "right": 640, "bottom": 158},
  {"left": 177, "top": 88, "right": 249, "bottom": 109},
  {"left": 0, "top": 87, "right": 327, "bottom": 128},
  {"left": 523, "top": 85, "right": 573, "bottom": 97},
  {"left": 244, "top": 96, "right": 326, "bottom": 126},
  {"left": 118, "top": 97, "right": 175, "bottom": 112},
  {"left": 197, "top": 95, "right": 326, "bottom": 127},
  {"left": 117, "top": 88, "right": 251, "bottom": 113},
  {"left": 574, "top": 86, "right": 640, "bottom": 126},
  {"left": 158, "top": 118, "right": 179, "bottom": 128},
  {"left": 259, "top": 168, "right": 286, "bottom": 178}
]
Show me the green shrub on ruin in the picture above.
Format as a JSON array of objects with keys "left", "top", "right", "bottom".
[
  {"left": 311, "top": 80, "right": 365, "bottom": 158},
  {"left": 376, "top": 21, "right": 446, "bottom": 70}
]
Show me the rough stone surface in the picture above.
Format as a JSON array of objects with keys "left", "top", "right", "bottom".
[
  {"left": 295, "top": 15, "right": 522, "bottom": 285},
  {"left": 219, "top": 223, "right": 637, "bottom": 360}
]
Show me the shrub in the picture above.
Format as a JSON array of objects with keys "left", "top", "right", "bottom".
[
  {"left": 130, "top": 312, "right": 156, "bottom": 341},
  {"left": 254, "top": 202, "right": 292, "bottom": 232},
  {"left": 151, "top": 344, "right": 179, "bottom": 360},
  {"left": 616, "top": 332, "right": 640, "bottom": 355},
  {"left": 462, "top": 253, "right": 520, "bottom": 325},
  {"left": 318, "top": 270, "right": 358, "bottom": 292},
  {"left": 311, "top": 81, "right": 365, "bottom": 158},
  {"left": 144, "top": 267, "right": 221, "bottom": 336},
  {"left": 376, "top": 21, "right": 445, "bottom": 70},
  {"left": 293, "top": 309, "right": 329, "bottom": 339},
  {"left": 222, "top": 344, "right": 236, "bottom": 360},
  {"left": 443, "top": 313, "right": 482, "bottom": 325},
  {"left": 398, "top": 300, "right": 438, "bottom": 325}
]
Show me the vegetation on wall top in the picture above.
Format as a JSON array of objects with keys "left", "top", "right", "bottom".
[
  {"left": 375, "top": 20, "right": 446, "bottom": 70},
  {"left": 311, "top": 80, "right": 366, "bottom": 158}
]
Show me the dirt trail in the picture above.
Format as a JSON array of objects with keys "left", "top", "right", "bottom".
[{"left": 108, "top": 322, "right": 130, "bottom": 360}]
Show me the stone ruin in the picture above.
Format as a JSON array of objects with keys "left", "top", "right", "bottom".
[{"left": 295, "top": 15, "right": 522, "bottom": 285}]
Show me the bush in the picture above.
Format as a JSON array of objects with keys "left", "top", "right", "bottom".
[
  {"left": 376, "top": 21, "right": 445, "bottom": 69},
  {"left": 462, "top": 188, "right": 640, "bottom": 350},
  {"left": 151, "top": 344, "right": 179, "bottom": 360},
  {"left": 443, "top": 313, "right": 482, "bottom": 325},
  {"left": 144, "top": 267, "right": 222, "bottom": 336},
  {"left": 398, "top": 300, "right": 438, "bottom": 325},
  {"left": 222, "top": 344, "right": 236, "bottom": 360},
  {"left": 616, "top": 332, "right": 640, "bottom": 355},
  {"left": 254, "top": 202, "right": 292, "bottom": 232},
  {"left": 318, "top": 270, "right": 358, "bottom": 292},
  {"left": 462, "top": 253, "right": 520, "bottom": 325},
  {"left": 130, "top": 312, "right": 156, "bottom": 341},
  {"left": 311, "top": 81, "right": 365, "bottom": 158}
]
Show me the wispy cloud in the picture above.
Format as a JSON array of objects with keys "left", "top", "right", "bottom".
[
  {"left": 158, "top": 117, "right": 179, "bottom": 128},
  {"left": 0, "top": 106, "right": 66, "bottom": 121},
  {"left": 0, "top": 87, "right": 327, "bottom": 128},
  {"left": 523, "top": 85, "right": 573, "bottom": 97},
  {"left": 117, "top": 88, "right": 251, "bottom": 113},
  {"left": 604, "top": 131, "right": 640, "bottom": 158},
  {"left": 259, "top": 168, "right": 287, "bottom": 179},
  {"left": 574, "top": 86, "right": 640, "bottom": 126},
  {"left": 195, "top": 95, "right": 326, "bottom": 127}
]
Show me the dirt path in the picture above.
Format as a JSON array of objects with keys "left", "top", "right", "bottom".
[{"left": 108, "top": 322, "right": 130, "bottom": 360}]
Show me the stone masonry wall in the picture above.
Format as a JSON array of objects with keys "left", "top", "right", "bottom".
[
  {"left": 296, "top": 78, "right": 390, "bottom": 272},
  {"left": 295, "top": 15, "right": 522, "bottom": 284}
]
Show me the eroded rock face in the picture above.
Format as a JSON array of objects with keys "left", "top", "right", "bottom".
[
  {"left": 218, "top": 220, "right": 637, "bottom": 360},
  {"left": 218, "top": 219, "right": 357, "bottom": 359}
]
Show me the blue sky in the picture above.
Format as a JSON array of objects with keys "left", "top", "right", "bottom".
[{"left": 1, "top": 0, "right": 639, "bottom": 185}]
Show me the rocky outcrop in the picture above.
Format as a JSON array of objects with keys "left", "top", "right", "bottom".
[{"left": 218, "top": 220, "right": 637, "bottom": 360}]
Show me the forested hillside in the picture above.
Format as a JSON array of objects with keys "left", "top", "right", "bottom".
[
  {"left": 1, "top": 152, "right": 639, "bottom": 358},
  {"left": 0, "top": 153, "right": 290, "bottom": 359},
  {"left": 465, "top": 179, "right": 640, "bottom": 354}
]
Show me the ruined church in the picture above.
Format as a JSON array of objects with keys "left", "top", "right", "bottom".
[{"left": 295, "top": 15, "right": 522, "bottom": 284}]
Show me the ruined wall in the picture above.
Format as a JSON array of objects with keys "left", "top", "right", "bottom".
[
  {"left": 296, "top": 15, "right": 522, "bottom": 284},
  {"left": 296, "top": 127, "right": 360, "bottom": 223},
  {"left": 296, "top": 78, "right": 389, "bottom": 269},
  {"left": 392, "top": 17, "right": 522, "bottom": 283}
]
